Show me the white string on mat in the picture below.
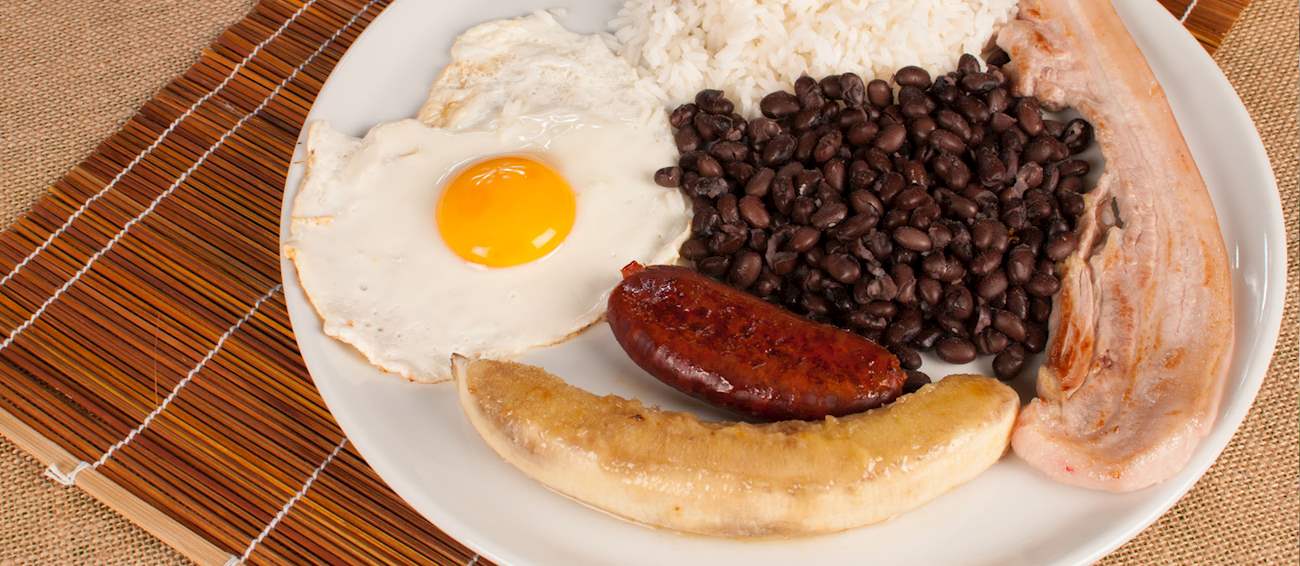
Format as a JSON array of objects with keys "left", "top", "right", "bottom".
[
  {"left": 225, "top": 437, "right": 350, "bottom": 566},
  {"left": 0, "top": 0, "right": 319, "bottom": 291},
  {"left": 44, "top": 285, "right": 283, "bottom": 486},
  {"left": 0, "top": 0, "right": 378, "bottom": 359},
  {"left": 467, "top": 554, "right": 480, "bottom": 565},
  {"left": 1180, "top": 0, "right": 1200, "bottom": 23}
]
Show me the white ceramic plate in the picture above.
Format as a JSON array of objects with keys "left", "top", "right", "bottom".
[{"left": 279, "top": 2, "right": 1285, "bottom": 564}]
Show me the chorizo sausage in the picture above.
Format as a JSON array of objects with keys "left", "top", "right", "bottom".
[{"left": 607, "top": 263, "right": 904, "bottom": 421}]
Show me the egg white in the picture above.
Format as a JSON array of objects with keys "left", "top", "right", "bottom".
[{"left": 287, "top": 114, "right": 688, "bottom": 382}]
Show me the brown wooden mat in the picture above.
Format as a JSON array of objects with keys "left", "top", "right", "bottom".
[{"left": 0, "top": 1, "right": 1257, "bottom": 565}]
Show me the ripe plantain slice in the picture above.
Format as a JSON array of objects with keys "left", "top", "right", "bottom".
[{"left": 452, "top": 355, "right": 1019, "bottom": 537}]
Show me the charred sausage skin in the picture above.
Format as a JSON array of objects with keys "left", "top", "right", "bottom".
[{"left": 607, "top": 264, "right": 905, "bottom": 421}]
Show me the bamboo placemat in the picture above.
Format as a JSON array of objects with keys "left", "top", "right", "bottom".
[{"left": 0, "top": 0, "right": 1279, "bottom": 564}]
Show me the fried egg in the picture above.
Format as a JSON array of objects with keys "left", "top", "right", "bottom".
[{"left": 286, "top": 13, "right": 688, "bottom": 382}]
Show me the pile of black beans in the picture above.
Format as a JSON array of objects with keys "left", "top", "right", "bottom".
[{"left": 653, "top": 52, "right": 1097, "bottom": 383}]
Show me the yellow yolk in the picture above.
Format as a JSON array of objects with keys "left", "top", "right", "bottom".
[{"left": 436, "top": 156, "right": 576, "bottom": 268}]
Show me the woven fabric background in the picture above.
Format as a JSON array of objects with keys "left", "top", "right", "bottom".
[{"left": 0, "top": 0, "right": 1295, "bottom": 564}]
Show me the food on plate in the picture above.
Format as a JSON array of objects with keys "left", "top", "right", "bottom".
[
  {"left": 609, "top": 0, "right": 1020, "bottom": 114},
  {"left": 452, "top": 355, "right": 1019, "bottom": 537},
  {"left": 285, "top": 11, "right": 689, "bottom": 382},
  {"left": 657, "top": 60, "right": 1095, "bottom": 383},
  {"left": 418, "top": 11, "right": 665, "bottom": 130},
  {"left": 998, "top": 0, "right": 1234, "bottom": 491},
  {"left": 607, "top": 263, "right": 904, "bottom": 420}
]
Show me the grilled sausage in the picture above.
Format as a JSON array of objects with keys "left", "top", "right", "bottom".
[{"left": 607, "top": 263, "right": 905, "bottom": 421}]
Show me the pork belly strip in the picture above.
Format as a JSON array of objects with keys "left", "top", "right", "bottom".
[{"left": 996, "top": 0, "right": 1234, "bottom": 491}]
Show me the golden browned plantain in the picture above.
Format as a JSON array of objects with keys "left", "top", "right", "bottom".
[{"left": 452, "top": 356, "right": 1019, "bottom": 536}]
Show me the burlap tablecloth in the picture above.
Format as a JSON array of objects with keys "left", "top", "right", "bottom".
[{"left": 0, "top": 0, "right": 1295, "bottom": 563}]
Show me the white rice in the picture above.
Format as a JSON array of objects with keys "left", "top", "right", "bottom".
[{"left": 608, "top": 0, "right": 1020, "bottom": 115}]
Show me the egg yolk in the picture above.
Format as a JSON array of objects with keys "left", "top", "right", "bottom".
[{"left": 436, "top": 156, "right": 576, "bottom": 268}]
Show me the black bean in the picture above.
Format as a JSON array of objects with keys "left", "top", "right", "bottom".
[
  {"left": 697, "top": 255, "right": 730, "bottom": 277},
  {"left": 892, "top": 226, "right": 933, "bottom": 252},
  {"left": 976, "top": 328, "right": 1010, "bottom": 356},
  {"left": 1043, "top": 119, "right": 1066, "bottom": 138},
  {"left": 693, "top": 89, "right": 733, "bottom": 115},
  {"left": 795, "top": 130, "right": 819, "bottom": 162},
  {"left": 737, "top": 195, "right": 770, "bottom": 228},
  {"left": 1059, "top": 191, "right": 1086, "bottom": 218},
  {"left": 890, "top": 65, "right": 929, "bottom": 88},
  {"left": 892, "top": 264, "right": 917, "bottom": 305},
  {"left": 968, "top": 250, "right": 1001, "bottom": 277},
  {"left": 893, "top": 186, "right": 929, "bottom": 210},
  {"left": 960, "top": 72, "right": 998, "bottom": 93},
  {"left": 987, "top": 111, "right": 1016, "bottom": 133},
  {"left": 935, "top": 336, "right": 977, "bottom": 363},
  {"left": 972, "top": 219, "right": 1005, "bottom": 250},
  {"left": 915, "top": 277, "right": 942, "bottom": 306},
  {"left": 993, "top": 344, "right": 1026, "bottom": 380},
  {"left": 944, "top": 285, "right": 975, "bottom": 320},
  {"left": 909, "top": 117, "right": 937, "bottom": 147},
  {"left": 901, "top": 370, "right": 931, "bottom": 393},
  {"left": 975, "top": 146, "right": 1006, "bottom": 186},
  {"left": 802, "top": 293, "right": 830, "bottom": 315},
  {"left": 762, "top": 134, "right": 797, "bottom": 165},
  {"left": 726, "top": 251, "right": 761, "bottom": 288},
  {"left": 885, "top": 309, "right": 923, "bottom": 344},
  {"left": 1025, "top": 272, "right": 1061, "bottom": 297},
  {"left": 707, "top": 141, "right": 746, "bottom": 163},
  {"left": 824, "top": 254, "right": 861, "bottom": 284},
  {"left": 749, "top": 117, "right": 783, "bottom": 143},
  {"left": 1024, "top": 323, "right": 1048, "bottom": 353},
  {"left": 863, "top": 300, "right": 897, "bottom": 319},
  {"left": 708, "top": 228, "right": 746, "bottom": 255},
  {"left": 928, "top": 223, "right": 953, "bottom": 250},
  {"left": 928, "top": 129, "right": 966, "bottom": 155},
  {"left": 679, "top": 237, "right": 709, "bottom": 260},
  {"left": 810, "top": 202, "right": 849, "bottom": 229},
  {"left": 813, "top": 130, "right": 843, "bottom": 163},
  {"left": 696, "top": 154, "right": 724, "bottom": 177},
  {"left": 748, "top": 228, "right": 768, "bottom": 251},
  {"left": 654, "top": 166, "right": 681, "bottom": 187},
  {"left": 791, "top": 197, "right": 816, "bottom": 225},
  {"left": 1045, "top": 231, "right": 1080, "bottom": 261},
  {"left": 848, "top": 189, "right": 883, "bottom": 215},
  {"left": 674, "top": 127, "right": 701, "bottom": 152},
  {"left": 991, "top": 309, "right": 1027, "bottom": 342},
  {"left": 955, "top": 94, "right": 990, "bottom": 124},
  {"left": 874, "top": 123, "right": 907, "bottom": 153},
  {"left": 742, "top": 168, "right": 773, "bottom": 197},
  {"left": 958, "top": 53, "right": 982, "bottom": 74},
  {"left": 831, "top": 213, "right": 878, "bottom": 240},
  {"left": 946, "top": 195, "right": 979, "bottom": 220},
  {"left": 693, "top": 113, "right": 732, "bottom": 141},
  {"left": 1005, "top": 246, "right": 1036, "bottom": 284},
  {"left": 1016, "top": 98, "right": 1044, "bottom": 136},
  {"left": 855, "top": 275, "right": 899, "bottom": 304},
  {"left": 791, "top": 107, "right": 822, "bottom": 131},
  {"left": 934, "top": 109, "right": 971, "bottom": 141},
  {"left": 822, "top": 159, "right": 847, "bottom": 191},
  {"left": 760, "top": 91, "right": 800, "bottom": 118},
  {"left": 785, "top": 226, "right": 818, "bottom": 253},
  {"left": 669, "top": 103, "right": 697, "bottom": 128},
  {"left": 753, "top": 270, "right": 780, "bottom": 296},
  {"left": 978, "top": 270, "right": 1009, "bottom": 301},
  {"left": 1005, "top": 286, "right": 1029, "bottom": 320},
  {"left": 874, "top": 171, "right": 906, "bottom": 202},
  {"left": 1061, "top": 118, "right": 1094, "bottom": 153},
  {"left": 716, "top": 194, "right": 740, "bottom": 224},
  {"left": 893, "top": 344, "right": 923, "bottom": 370},
  {"left": 985, "top": 88, "right": 1010, "bottom": 114}
]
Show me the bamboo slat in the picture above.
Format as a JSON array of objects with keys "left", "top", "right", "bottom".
[{"left": 0, "top": 0, "right": 1249, "bottom": 564}]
